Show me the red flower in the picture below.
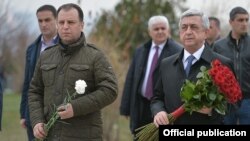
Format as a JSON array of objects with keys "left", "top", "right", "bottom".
[
  {"left": 209, "top": 59, "right": 242, "bottom": 105},
  {"left": 180, "top": 59, "right": 242, "bottom": 115},
  {"left": 135, "top": 59, "right": 242, "bottom": 141}
]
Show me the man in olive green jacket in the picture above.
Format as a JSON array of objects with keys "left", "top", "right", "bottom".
[{"left": 28, "top": 3, "right": 117, "bottom": 141}]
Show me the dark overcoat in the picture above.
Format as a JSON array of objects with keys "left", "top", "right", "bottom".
[
  {"left": 120, "top": 39, "right": 182, "bottom": 132},
  {"left": 151, "top": 46, "right": 234, "bottom": 124}
]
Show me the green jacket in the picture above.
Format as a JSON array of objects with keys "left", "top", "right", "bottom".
[{"left": 28, "top": 34, "right": 118, "bottom": 141}]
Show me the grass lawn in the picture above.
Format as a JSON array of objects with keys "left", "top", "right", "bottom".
[{"left": 1, "top": 93, "right": 27, "bottom": 141}]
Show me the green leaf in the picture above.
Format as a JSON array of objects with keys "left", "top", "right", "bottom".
[
  {"left": 193, "top": 94, "right": 201, "bottom": 100},
  {"left": 196, "top": 72, "right": 204, "bottom": 78},
  {"left": 179, "top": 63, "right": 231, "bottom": 117},
  {"left": 214, "top": 107, "right": 225, "bottom": 115},
  {"left": 200, "top": 66, "right": 207, "bottom": 71},
  {"left": 180, "top": 80, "right": 195, "bottom": 101},
  {"left": 208, "top": 93, "right": 216, "bottom": 101}
]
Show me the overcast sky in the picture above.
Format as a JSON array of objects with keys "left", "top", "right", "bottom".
[
  {"left": 9, "top": 0, "right": 250, "bottom": 18},
  {"left": 8, "top": 0, "right": 250, "bottom": 35},
  {"left": 9, "top": 0, "right": 120, "bottom": 13}
]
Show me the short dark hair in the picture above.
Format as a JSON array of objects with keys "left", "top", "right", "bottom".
[
  {"left": 209, "top": 17, "right": 220, "bottom": 29},
  {"left": 57, "top": 3, "right": 84, "bottom": 22},
  {"left": 36, "top": 5, "right": 57, "bottom": 18},
  {"left": 230, "top": 7, "right": 248, "bottom": 20}
]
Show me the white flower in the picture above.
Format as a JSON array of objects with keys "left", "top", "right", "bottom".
[{"left": 75, "top": 80, "right": 87, "bottom": 94}]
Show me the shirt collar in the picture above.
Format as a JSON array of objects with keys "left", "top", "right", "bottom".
[
  {"left": 41, "top": 35, "right": 58, "bottom": 45},
  {"left": 183, "top": 44, "right": 205, "bottom": 62},
  {"left": 151, "top": 41, "right": 166, "bottom": 50}
]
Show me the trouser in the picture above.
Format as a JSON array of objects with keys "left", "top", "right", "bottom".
[
  {"left": 138, "top": 95, "right": 153, "bottom": 128},
  {"left": 224, "top": 99, "right": 250, "bottom": 124},
  {"left": 26, "top": 123, "right": 35, "bottom": 141},
  {"left": 133, "top": 96, "right": 154, "bottom": 140}
]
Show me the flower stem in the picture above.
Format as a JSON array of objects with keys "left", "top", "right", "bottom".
[{"left": 171, "top": 105, "right": 185, "bottom": 120}]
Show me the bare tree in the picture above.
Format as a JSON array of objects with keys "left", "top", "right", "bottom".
[{"left": 0, "top": 0, "right": 37, "bottom": 92}]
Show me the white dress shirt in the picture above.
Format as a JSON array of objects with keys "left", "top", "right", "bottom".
[{"left": 141, "top": 41, "right": 166, "bottom": 96}]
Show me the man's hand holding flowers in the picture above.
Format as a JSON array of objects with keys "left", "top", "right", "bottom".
[
  {"left": 153, "top": 107, "right": 212, "bottom": 127},
  {"left": 136, "top": 59, "right": 242, "bottom": 141},
  {"left": 197, "top": 107, "right": 212, "bottom": 115},
  {"left": 153, "top": 111, "right": 169, "bottom": 127},
  {"left": 57, "top": 103, "right": 74, "bottom": 119},
  {"left": 33, "top": 103, "right": 75, "bottom": 139},
  {"left": 33, "top": 123, "right": 46, "bottom": 140},
  {"left": 34, "top": 80, "right": 87, "bottom": 141}
]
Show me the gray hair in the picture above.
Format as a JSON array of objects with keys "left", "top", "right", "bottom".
[
  {"left": 179, "top": 9, "right": 210, "bottom": 30},
  {"left": 148, "top": 15, "right": 169, "bottom": 29}
]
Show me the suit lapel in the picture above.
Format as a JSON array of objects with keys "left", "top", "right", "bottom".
[
  {"left": 30, "top": 36, "right": 42, "bottom": 73},
  {"left": 138, "top": 42, "right": 151, "bottom": 76},
  {"left": 158, "top": 39, "right": 169, "bottom": 66},
  {"left": 200, "top": 45, "right": 215, "bottom": 63},
  {"left": 135, "top": 41, "right": 151, "bottom": 92}
]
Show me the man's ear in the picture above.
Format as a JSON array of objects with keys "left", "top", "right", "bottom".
[
  {"left": 229, "top": 19, "right": 233, "bottom": 26},
  {"left": 81, "top": 21, "right": 84, "bottom": 30},
  {"left": 204, "top": 29, "right": 209, "bottom": 39}
]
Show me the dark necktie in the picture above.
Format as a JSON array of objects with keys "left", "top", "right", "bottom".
[
  {"left": 185, "top": 55, "right": 195, "bottom": 76},
  {"left": 145, "top": 46, "right": 159, "bottom": 100}
]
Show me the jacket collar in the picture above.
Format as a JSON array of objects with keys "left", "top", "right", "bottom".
[
  {"left": 59, "top": 32, "right": 87, "bottom": 55},
  {"left": 228, "top": 31, "right": 248, "bottom": 46},
  {"left": 173, "top": 44, "right": 214, "bottom": 65},
  {"left": 143, "top": 39, "right": 169, "bottom": 49}
]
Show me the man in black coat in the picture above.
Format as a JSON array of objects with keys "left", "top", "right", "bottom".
[
  {"left": 213, "top": 7, "right": 250, "bottom": 124},
  {"left": 120, "top": 15, "right": 182, "bottom": 135},
  {"left": 151, "top": 9, "right": 233, "bottom": 125}
]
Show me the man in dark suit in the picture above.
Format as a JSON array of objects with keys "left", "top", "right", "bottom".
[
  {"left": 120, "top": 15, "right": 182, "bottom": 135},
  {"left": 19, "top": 5, "right": 58, "bottom": 141},
  {"left": 151, "top": 9, "right": 233, "bottom": 125}
]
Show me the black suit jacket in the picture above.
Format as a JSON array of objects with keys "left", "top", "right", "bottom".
[
  {"left": 120, "top": 38, "right": 182, "bottom": 132},
  {"left": 151, "top": 46, "right": 234, "bottom": 124}
]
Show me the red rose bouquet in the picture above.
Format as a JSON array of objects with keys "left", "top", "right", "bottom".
[
  {"left": 135, "top": 59, "right": 242, "bottom": 141},
  {"left": 181, "top": 59, "right": 242, "bottom": 115}
]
